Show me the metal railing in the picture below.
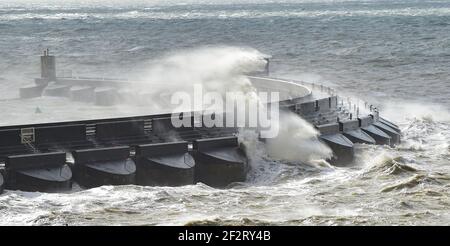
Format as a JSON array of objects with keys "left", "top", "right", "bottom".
[{"left": 266, "top": 76, "right": 380, "bottom": 121}]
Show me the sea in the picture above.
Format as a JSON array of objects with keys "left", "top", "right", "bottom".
[{"left": 0, "top": 0, "right": 449, "bottom": 225}]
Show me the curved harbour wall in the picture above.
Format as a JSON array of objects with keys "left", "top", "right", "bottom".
[{"left": 0, "top": 74, "right": 401, "bottom": 193}]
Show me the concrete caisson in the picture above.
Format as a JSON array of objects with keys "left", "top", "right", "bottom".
[
  {"left": 5, "top": 152, "right": 72, "bottom": 192},
  {"left": 193, "top": 136, "right": 248, "bottom": 187},
  {"left": 134, "top": 141, "right": 195, "bottom": 186},
  {"left": 72, "top": 146, "right": 136, "bottom": 188},
  {"left": 340, "top": 119, "right": 376, "bottom": 144},
  {"left": 359, "top": 116, "right": 391, "bottom": 146},
  {"left": 317, "top": 123, "right": 354, "bottom": 165},
  {"left": 0, "top": 172, "right": 4, "bottom": 194}
]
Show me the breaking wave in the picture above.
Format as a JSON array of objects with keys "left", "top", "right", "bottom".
[
  {"left": 381, "top": 174, "right": 443, "bottom": 192},
  {"left": 365, "top": 156, "right": 419, "bottom": 176}
]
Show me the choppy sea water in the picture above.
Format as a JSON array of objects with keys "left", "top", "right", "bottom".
[{"left": 0, "top": 0, "right": 449, "bottom": 225}]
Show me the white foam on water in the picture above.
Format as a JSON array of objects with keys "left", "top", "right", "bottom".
[
  {"left": 2, "top": 7, "right": 449, "bottom": 21},
  {"left": 381, "top": 100, "right": 450, "bottom": 124}
]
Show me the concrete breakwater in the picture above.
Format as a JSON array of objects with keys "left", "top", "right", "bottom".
[{"left": 0, "top": 54, "right": 401, "bottom": 194}]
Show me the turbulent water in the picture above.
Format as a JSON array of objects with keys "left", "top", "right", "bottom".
[{"left": 0, "top": 0, "right": 449, "bottom": 225}]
